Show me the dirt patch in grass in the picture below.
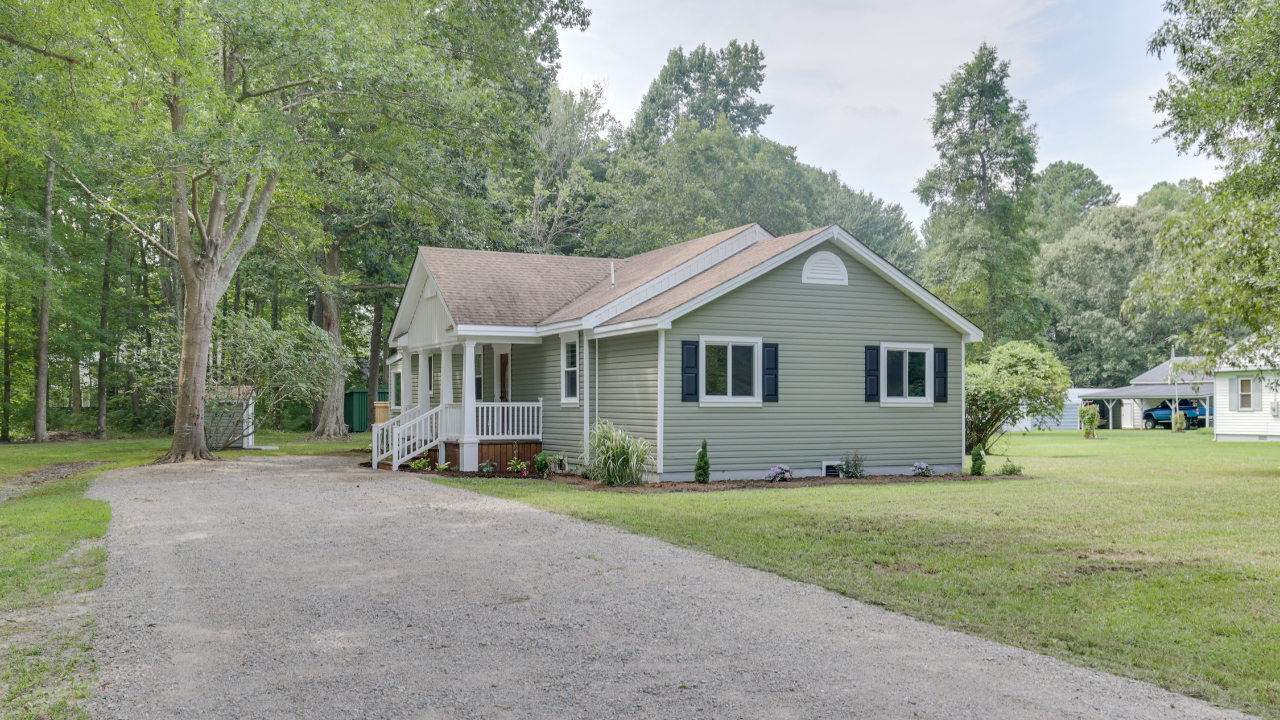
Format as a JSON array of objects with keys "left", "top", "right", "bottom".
[{"left": 1, "top": 463, "right": 107, "bottom": 504}]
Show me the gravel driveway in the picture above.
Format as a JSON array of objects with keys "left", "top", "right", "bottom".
[{"left": 87, "top": 455, "right": 1250, "bottom": 719}]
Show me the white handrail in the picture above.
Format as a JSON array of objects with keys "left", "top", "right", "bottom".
[
  {"left": 390, "top": 404, "right": 443, "bottom": 471},
  {"left": 372, "top": 403, "right": 426, "bottom": 467}
]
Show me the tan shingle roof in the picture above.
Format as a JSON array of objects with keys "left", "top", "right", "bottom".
[
  {"left": 603, "top": 228, "right": 829, "bottom": 325},
  {"left": 418, "top": 247, "right": 610, "bottom": 326},
  {"left": 416, "top": 224, "right": 824, "bottom": 328},
  {"left": 537, "top": 224, "right": 760, "bottom": 325}
]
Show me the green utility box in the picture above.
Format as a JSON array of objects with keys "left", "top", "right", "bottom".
[{"left": 344, "top": 387, "right": 388, "bottom": 432}]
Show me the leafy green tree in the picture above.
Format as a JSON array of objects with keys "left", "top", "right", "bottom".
[
  {"left": 1136, "top": 179, "right": 1206, "bottom": 212},
  {"left": 589, "top": 117, "right": 918, "bottom": 266},
  {"left": 630, "top": 40, "right": 773, "bottom": 146},
  {"left": 10, "top": 0, "right": 588, "bottom": 460},
  {"left": 1029, "top": 161, "right": 1118, "bottom": 246},
  {"left": 916, "top": 44, "right": 1045, "bottom": 348},
  {"left": 1142, "top": 0, "right": 1280, "bottom": 368},
  {"left": 965, "top": 341, "right": 1070, "bottom": 452},
  {"left": 1040, "top": 205, "right": 1196, "bottom": 387}
]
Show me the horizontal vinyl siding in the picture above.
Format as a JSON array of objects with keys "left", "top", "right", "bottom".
[
  {"left": 663, "top": 240, "right": 964, "bottom": 476},
  {"left": 595, "top": 332, "right": 659, "bottom": 470},
  {"left": 512, "top": 339, "right": 582, "bottom": 458},
  {"left": 1215, "top": 373, "right": 1280, "bottom": 437}
]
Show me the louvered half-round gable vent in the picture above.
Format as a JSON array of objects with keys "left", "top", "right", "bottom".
[{"left": 801, "top": 250, "right": 848, "bottom": 285}]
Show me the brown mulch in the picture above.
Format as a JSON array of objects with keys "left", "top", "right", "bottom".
[
  {"left": 1, "top": 461, "right": 108, "bottom": 502},
  {"left": 541, "top": 472, "right": 1021, "bottom": 493},
  {"left": 359, "top": 460, "right": 1021, "bottom": 493}
]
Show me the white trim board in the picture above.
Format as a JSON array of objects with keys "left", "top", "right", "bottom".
[{"left": 581, "top": 224, "right": 772, "bottom": 328}]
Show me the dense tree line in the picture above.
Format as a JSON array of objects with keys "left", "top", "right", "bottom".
[{"left": 2, "top": 0, "right": 1260, "bottom": 452}]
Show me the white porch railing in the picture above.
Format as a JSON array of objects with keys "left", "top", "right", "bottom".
[
  {"left": 372, "top": 403, "right": 426, "bottom": 467},
  {"left": 391, "top": 404, "right": 444, "bottom": 471},
  {"left": 476, "top": 401, "right": 542, "bottom": 439},
  {"left": 375, "top": 400, "right": 542, "bottom": 471}
]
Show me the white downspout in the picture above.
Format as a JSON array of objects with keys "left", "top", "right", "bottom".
[
  {"left": 582, "top": 331, "right": 591, "bottom": 463},
  {"left": 657, "top": 329, "right": 665, "bottom": 475}
]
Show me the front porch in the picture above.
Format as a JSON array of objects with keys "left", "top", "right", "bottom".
[
  {"left": 372, "top": 334, "right": 547, "bottom": 471},
  {"left": 373, "top": 399, "right": 543, "bottom": 471}
]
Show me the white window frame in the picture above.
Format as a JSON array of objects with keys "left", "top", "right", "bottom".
[
  {"left": 391, "top": 369, "right": 403, "bottom": 409},
  {"left": 699, "top": 335, "right": 763, "bottom": 407},
  {"left": 474, "top": 350, "right": 484, "bottom": 401},
  {"left": 561, "top": 334, "right": 579, "bottom": 407},
  {"left": 1240, "top": 377, "right": 1255, "bottom": 411},
  {"left": 880, "top": 342, "right": 934, "bottom": 407}
]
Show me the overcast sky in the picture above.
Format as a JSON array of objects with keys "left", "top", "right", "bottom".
[{"left": 555, "top": 0, "right": 1220, "bottom": 229}]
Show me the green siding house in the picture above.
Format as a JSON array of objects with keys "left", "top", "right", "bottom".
[{"left": 374, "top": 224, "right": 982, "bottom": 478}]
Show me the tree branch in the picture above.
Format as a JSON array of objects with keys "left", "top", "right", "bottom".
[
  {"left": 0, "top": 33, "right": 82, "bottom": 65},
  {"left": 334, "top": 217, "right": 377, "bottom": 248},
  {"left": 189, "top": 175, "right": 211, "bottom": 252},
  {"left": 46, "top": 154, "right": 179, "bottom": 263},
  {"left": 349, "top": 283, "right": 404, "bottom": 291},
  {"left": 238, "top": 77, "right": 318, "bottom": 102}
]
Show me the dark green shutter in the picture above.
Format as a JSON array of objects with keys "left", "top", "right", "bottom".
[
  {"left": 865, "top": 345, "right": 879, "bottom": 402},
  {"left": 681, "top": 341, "right": 698, "bottom": 402},
  {"left": 763, "top": 343, "right": 778, "bottom": 402},
  {"left": 934, "top": 348, "right": 948, "bottom": 402}
]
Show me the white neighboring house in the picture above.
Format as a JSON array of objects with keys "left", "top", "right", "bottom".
[{"left": 1214, "top": 361, "right": 1280, "bottom": 442}]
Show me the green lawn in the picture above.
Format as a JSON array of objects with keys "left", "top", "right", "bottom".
[
  {"left": 432, "top": 430, "right": 1280, "bottom": 718},
  {"left": 0, "top": 431, "right": 366, "bottom": 719}
]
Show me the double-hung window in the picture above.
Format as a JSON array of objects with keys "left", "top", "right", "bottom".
[
  {"left": 700, "top": 336, "right": 761, "bottom": 406},
  {"left": 881, "top": 343, "right": 934, "bottom": 407},
  {"left": 561, "top": 337, "right": 579, "bottom": 405},
  {"left": 1240, "top": 378, "right": 1254, "bottom": 410}
]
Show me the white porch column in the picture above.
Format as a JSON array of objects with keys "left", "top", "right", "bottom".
[
  {"left": 440, "top": 347, "right": 454, "bottom": 404},
  {"left": 461, "top": 340, "right": 478, "bottom": 471},
  {"left": 405, "top": 350, "right": 415, "bottom": 408}
]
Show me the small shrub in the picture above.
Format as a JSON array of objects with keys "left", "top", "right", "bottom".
[
  {"left": 584, "top": 420, "right": 652, "bottom": 486},
  {"left": 479, "top": 459, "right": 496, "bottom": 474},
  {"left": 533, "top": 451, "right": 552, "bottom": 475},
  {"left": 507, "top": 457, "right": 530, "bottom": 475},
  {"left": 765, "top": 464, "right": 793, "bottom": 482},
  {"left": 912, "top": 462, "right": 934, "bottom": 477},
  {"left": 1173, "top": 410, "right": 1188, "bottom": 432},
  {"left": 1079, "top": 403, "right": 1100, "bottom": 439},
  {"left": 435, "top": 460, "right": 452, "bottom": 472},
  {"left": 694, "top": 439, "right": 710, "bottom": 483},
  {"left": 839, "top": 450, "right": 866, "bottom": 479},
  {"left": 970, "top": 445, "right": 986, "bottom": 476},
  {"left": 409, "top": 457, "right": 430, "bottom": 472},
  {"left": 998, "top": 458, "right": 1023, "bottom": 475}
]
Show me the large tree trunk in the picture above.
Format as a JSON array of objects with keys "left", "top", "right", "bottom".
[
  {"left": 70, "top": 359, "right": 82, "bottom": 414},
  {"left": 312, "top": 244, "right": 349, "bottom": 440},
  {"left": 2, "top": 283, "right": 11, "bottom": 442},
  {"left": 97, "top": 230, "right": 113, "bottom": 439},
  {"left": 367, "top": 301, "right": 382, "bottom": 431},
  {"left": 35, "top": 146, "right": 54, "bottom": 442}
]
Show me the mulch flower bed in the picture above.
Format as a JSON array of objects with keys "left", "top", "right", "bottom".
[{"left": 359, "top": 460, "right": 1022, "bottom": 492}]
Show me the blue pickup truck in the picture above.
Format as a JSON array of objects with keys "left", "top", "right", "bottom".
[{"left": 1143, "top": 399, "right": 1212, "bottom": 429}]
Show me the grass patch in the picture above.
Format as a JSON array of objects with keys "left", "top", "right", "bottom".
[
  {"left": 431, "top": 430, "right": 1280, "bottom": 718},
  {"left": 0, "top": 430, "right": 365, "bottom": 718}
]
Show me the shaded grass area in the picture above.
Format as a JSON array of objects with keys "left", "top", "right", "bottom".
[
  {"left": 432, "top": 430, "right": 1280, "bottom": 718},
  {"left": 0, "top": 431, "right": 366, "bottom": 718}
]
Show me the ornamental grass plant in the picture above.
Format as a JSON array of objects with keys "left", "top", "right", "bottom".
[{"left": 584, "top": 420, "right": 652, "bottom": 486}]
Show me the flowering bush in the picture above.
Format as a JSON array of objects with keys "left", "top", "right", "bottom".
[
  {"left": 912, "top": 462, "right": 934, "bottom": 477},
  {"left": 765, "top": 464, "right": 793, "bottom": 482}
]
